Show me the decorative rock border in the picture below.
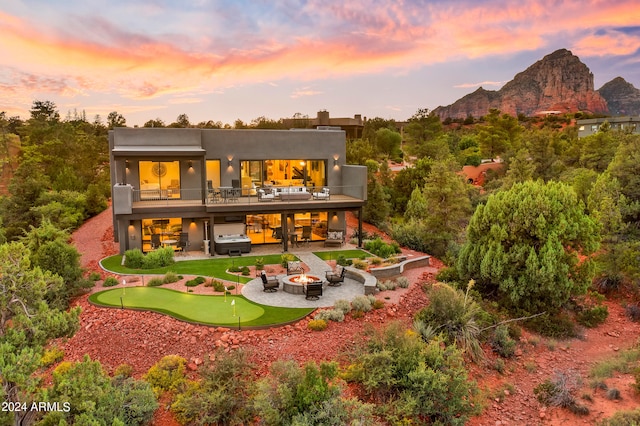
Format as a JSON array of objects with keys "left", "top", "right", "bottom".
[
  {"left": 343, "top": 267, "right": 378, "bottom": 295},
  {"left": 368, "top": 255, "right": 431, "bottom": 279}
]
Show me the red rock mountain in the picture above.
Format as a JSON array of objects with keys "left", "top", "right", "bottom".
[
  {"left": 434, "top": 49, "right": 610, "bottom": 119},
  {"left": 598, "top": 76, "right": 640, "bottom": 116}
]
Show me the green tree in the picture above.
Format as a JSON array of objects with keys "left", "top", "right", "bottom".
[
  {"left": 362, "top": 160, "right": 390, "bottom": 228},
  {"left": 40, "top": 356, "right": 157, "bottom": 425},
  {"left": 172, "top": 349, "right": 254, "bottom": 425},
  {"left": 502, "top": 149, "right": 535, "bottom": 189},
  {"left": 476, "top": 109, "right": 522, "bottom": 159},
  {"left": 607, "top": 135, "right": 640, "bottom": 231},
  {"left": 345, "top": 138, "right": 376, "bottom": 165},
  {"left": 457, "top": 181, "right": 600, "bottom": 313},
  {"left": 107, "top": 111, "right": 127, "bottom": 129},
  {"left": 373, "top": 128, "right": 402, "bottom": 160},
  {"left": 0, "top": 242, "right": 80, "bottom": 426}
]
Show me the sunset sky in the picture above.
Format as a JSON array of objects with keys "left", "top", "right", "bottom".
[{"left": 1, "top": 0, "right": 640, "bottom": 126}]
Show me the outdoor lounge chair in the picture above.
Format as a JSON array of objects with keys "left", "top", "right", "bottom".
[
  {"left": 326, "top": 265, "right": 346, "bottom": 286},
  {"left": 324, "top": 229, "right": 345, "bottom": 247},
  {"left": 176, "top": 232, "right": 189, "bottom": 253},
  {"left": 261, "top": 271, "right": 279, "bottom": 292},
  {"left": 257, "top": 188, "right": 275, "bottom": 201},
  {"left": 312, "top": 187, "right": 330, "bottom": 200},
  {"left": 287, "top": 261, "right": 304, "bottom": 275},
  {"left": 304, "top": 281, "right": 323, "bottom": 300}
]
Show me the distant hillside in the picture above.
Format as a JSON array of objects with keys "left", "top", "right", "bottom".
[
  {"left": 434, "top": 49, "right": 610, "bottom": 119},
  {"left": 598, "top": 76, "right": 640, "bottom": 116}
]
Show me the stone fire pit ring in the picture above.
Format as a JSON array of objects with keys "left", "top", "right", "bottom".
[{"left": 282, "top": 274, "right": 326, "bottom": 294}]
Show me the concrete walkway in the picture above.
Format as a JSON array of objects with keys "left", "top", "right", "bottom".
[{"left": 242, "top": 251, "right": 367, "bottom": 308}]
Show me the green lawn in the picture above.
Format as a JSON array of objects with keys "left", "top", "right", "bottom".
[
  {"left": 89, "top": 287, "right": 313, "bottom": 327},
  {"left": 100, "top": 254, "right": 286, "bottom": 284},
  {"left": 312, "top": 249, "right": 371, "bottom": 261}
]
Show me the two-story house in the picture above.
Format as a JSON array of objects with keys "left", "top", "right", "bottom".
[{"left": 109, "top": 127, "right": 367, "bottom": 255}]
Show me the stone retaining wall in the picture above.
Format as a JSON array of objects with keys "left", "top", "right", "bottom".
[
  {"left": 369, "top": 255, "right": 431, "bottom": 279},
  {"left": 343, "top": 267, "right": 378, "bottom": 295}
]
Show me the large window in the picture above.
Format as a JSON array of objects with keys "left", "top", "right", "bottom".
[
  {"left": 141, "top": 217, "right": 183, "bottom": 252},
  {"left": 139, "top": 161, "right": 180, "bottom": 199},
  {"left": 241, "top": 160, "right": 326, "bottom": 188},
  {"left": 246, "top": 212, "right": 328, "bottom": 244}
]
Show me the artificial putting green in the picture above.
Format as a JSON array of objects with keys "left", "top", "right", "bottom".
[{"left": 89, "top": 287, "right": 312, "bottom": 327}]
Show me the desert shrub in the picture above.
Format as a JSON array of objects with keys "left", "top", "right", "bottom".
[
  {"left": 351, "top": 310, "right": 364, "bottom": 319},
  {"left": 534, "top": 370, "right": 588, "bottom": 415},
  {"left": 227, "top": 285, "right": 235, "bottom": 291},
  {"left": 41, "top": 347, "right": 65, "bottom": 366},
  {"left": 124, "top": 249, "right": 145, "bottom": 269},
  {"left": 280, "top": 253, "right": 296, "bottom": 267},
  {"left": 147, "top": 277, "right": 164, "bottom": 287},
  {"left": 255, "top": 257, "right": 264, "bottom": 270},
  {"left": 103, "top": 276, "right": 119, "bottom": 287},
  {"left": 364, "top": 237, "right": 401, "bottom": 259},
  {"left": 396, "top": 276, "right": 410, "bottom": 288},
  {"left": 435, "top": 266, "right": 460, "bottom": 283},
  {"left": 172, "top": 349, "right": 254, "bottom": 426},
  {"left": 228, "top": 265, "right": 241, "bottom": 273},
  {"left": 351, "top": 295, "right": 373, "bottom": 312},
  {"left": 314, "top": 309, "right": 345, "bottom": 322},
  {"left": 334, "top": 299, "right": 352, "bottom": 314},
  {"left": 240, "top": 266, "right": 250, "bottom": 276},
  {"left": 372, "top": 299, "right": 385, "bottom": 309},
  {"left": 606, "top": 388, "right": 622, "bottom": 400},
  {"left": 336, "top": 254, "right": 353, "bottom": 267},
  {"left": 253, "top": 360, "right": 346, "bottom": 425},
  {"left": 626, "top": 304, "right": 640, "bottom": 322},
  {"left": 414, "top": 282, "right": 484, "bottom": 361},
  {"left": 352, "top": 259, "right": 368, "bottom": 270},
  {"left": 144, "top": 355, "right": 187, "bottom": 395},
  {"left": 114, "top": 363, "right": 134, "bottom": 378},
  {"left": 525, "top": 312, "right": 578, "bottom": 338},
  {"left": 211, "top": 279, "right": 226, "bottom": 292},
  {"left": 144, "top": 247, "right": 175, "bottom": 268},
  {"left": 593, "top": 272, "right": 624, "bottom": 294},
  {"left": 598, "top": 409, "right": 640, "bottom": 426},
  {"left": 369, "top": 257, "right": 383, "bottom": 266},
  {"left": 88, "top": 271, "right": 102, "bottom": 281},
  {"left": 491, "top": 325, "right": 517, "bottom": 358},
  {"left": 185, "top": 276, "right": 206, "bottom": 287},
  {"left": 163, "top": 271, "right": 180, "bottom": 284},
  {"left": 577, "top": 305, "right": 609, "bottom": 328},
  {"left": 344, "top": 322, "right": 478, "bottom": 425},
  {"left": 307, "top": 319, "right": 328, "bottom": 331},
  {"left": 493, "top": 358, "right": 505, "bottom": 374}
]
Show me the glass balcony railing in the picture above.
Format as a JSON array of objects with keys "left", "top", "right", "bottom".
[{"left": 122, "top": 184, "right": 365, "bottom": 208}]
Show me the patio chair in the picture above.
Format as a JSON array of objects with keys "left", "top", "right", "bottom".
[
  {"left": 326, "top": 265, "right": 346, "bottom": 286},
  {"left": 261, "top": 271, "right": 279, "bottom": 292},
  {"left": 287, "top": 261, "right": 304, "bottom": 275},
  {"left": 301, "top": 226, "right": 312, "bottom": 246},
  {"left": 151, "top": 234, "right": 161, "bottom": 250},
  {"left": 312, "top": 187, "right": 330, "bottom": 200},
  {"left": 272, "top": 227, "right": 283, "bottom": 241},
  {"left": 176, "top": 232, "right": 189, "bottom": 253},
  {"left": 304, "top": 281, "right": 323, "bottom": 300},
  {"left": 207, "top": 180, "right": 220, "bottom": 204},
  {"left": 257, "top": 188, "right": 275, "bottom": 202}
]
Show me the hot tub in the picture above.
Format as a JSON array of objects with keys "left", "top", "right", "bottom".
[{"left": 213, "top": 234, "right": 251, "bottom": 255}]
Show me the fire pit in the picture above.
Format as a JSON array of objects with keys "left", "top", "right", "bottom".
[{"left": 282, "top": 273, "right": 323, "bottom": 294}]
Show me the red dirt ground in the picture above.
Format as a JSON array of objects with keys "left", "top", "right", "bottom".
[{"left": 65, "top": 209, "right": 640, "bottom": 425}]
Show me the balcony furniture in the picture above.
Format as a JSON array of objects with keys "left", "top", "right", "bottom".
[
  {"left": 304, "top": 281, "right": 323, "bottom": 300},
  {"left": 312, "top": 187, "right": 331, "bottom": 200},
  {"left": 276, "top": 186, "right": 312, "bottom": 201},
  {"left": 261, "top": 271, "right": 279, "bottom": 292},
  {"left": 140, "top": 182, "right": 163, "bottom": 200},
  {"left": 207, "top": 180, "right": 220, "bottom": 204},
  {"left": 220, "top": 187, "right": 239, "bottom": 203},
  {"left": 287, "top": 261, "right": 304, "bottom": 275},
  {"left": 214, "top": 234, "right": 251, "bottom": 255},
  {"left": 324, "top": 229, "right": 345, "bottom": 247},
  {"left": 257, "top": 189, "right": 275, "bottom": 202},
  {"left": 301, "top": 226, "right": 312, "bottom": 246},
  {"left": 326, "top": 265, "right": 346, "bottom": 287},
  {"left": 151, "top": 234, "right": 161, "bottom": 250}
]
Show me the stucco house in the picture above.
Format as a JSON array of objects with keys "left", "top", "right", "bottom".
[{"left": 109, "top": 127, "right": 367, "bottom": 255}]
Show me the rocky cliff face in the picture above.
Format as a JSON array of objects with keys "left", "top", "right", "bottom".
[
  {"left": 434, "top": 49, "right": 609, "bottom": 119},
  {"left": 598, "top": 77, "right": 640, "bottom": 116}
]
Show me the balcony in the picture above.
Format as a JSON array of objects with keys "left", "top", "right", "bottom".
[{"left": 113, "top": 184, "right": 366, "bottom": 216}]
